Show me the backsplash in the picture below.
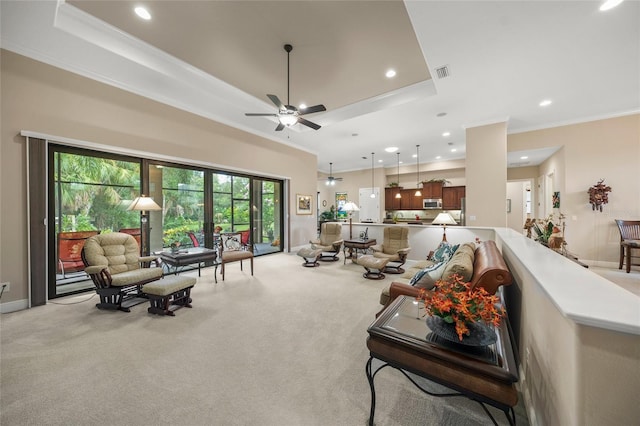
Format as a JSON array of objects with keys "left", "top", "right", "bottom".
[{"left": 387, "top": 210, "right": 462, "bottom": 222}]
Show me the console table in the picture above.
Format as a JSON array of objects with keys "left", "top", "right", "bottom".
[
  {"left": 366, "top": 295, "right": 519, "bottom": 425},
  {"left": 343, "top": 238, "right": 376, "bottom": 264}
]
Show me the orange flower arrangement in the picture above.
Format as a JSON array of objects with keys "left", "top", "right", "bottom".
[{"left": 418, "top": 274, "right": 504, "bottom": 341}]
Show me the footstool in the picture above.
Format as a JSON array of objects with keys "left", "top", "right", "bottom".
[
  {"left": 142, "top": 275, "right": 196, "bottom": 316},
  {"left": 297, "top": 247, "right": 323, "bottom": 267},
  {"left": 356, "top": 255, "right": 390, "bottom": 280}
]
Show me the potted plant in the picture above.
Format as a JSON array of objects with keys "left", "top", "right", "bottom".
[
  {"left": 418, "top": 274, "right": 504, "bottom": 344},
  {"left": 422, "top": 178, "right": 451, "bottom": 186}
]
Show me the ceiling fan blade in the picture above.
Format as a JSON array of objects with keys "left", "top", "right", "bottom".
[
  {"left": 245, "top": 113, "right": 278, "bottom": 116},
  {"left": 299, "top": 104, "right": 326, "bottom": 115},
  {"left": 267, "top": 94, "right": 285, "bottom": 111},
  {"left": 275, "top": 122, "right": 285, "bottom": 131},
  {"left": 298, "top": 117, "right": 321, "bottom": 130}
]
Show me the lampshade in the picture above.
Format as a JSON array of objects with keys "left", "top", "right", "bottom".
[
  {"left": 432, "top": 212, "right": 457, "bottom": 225},
  {"left": 343, "top": 201, "right": 360, "bottom": 212},
  {"left": 128, "top": 195, "right": 162, "bottom": 212}
]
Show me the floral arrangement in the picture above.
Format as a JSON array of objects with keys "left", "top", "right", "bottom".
[
  {"left": 532, "top": 212, "right": 566, "bottom": 245},
  {"left": 418, "top": 274, "right": 504, "bottom": 341}
]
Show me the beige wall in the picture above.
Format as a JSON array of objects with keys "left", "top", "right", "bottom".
[
  {"left": 509, "top": 115, "right": 640, "bottom": 264},
  {"left": 466, "top": 121, "right": 508, "bottom": 227},
  {"left": 0, "top": 50, "right": 318, "bottom": 305}
]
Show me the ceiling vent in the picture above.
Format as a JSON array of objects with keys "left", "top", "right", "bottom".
[
  {"left": 435, "top": 65, "right": 450, "bottom": 79},
  {"left": 509, "top": 161, "right": 530, "bottom": 167}
]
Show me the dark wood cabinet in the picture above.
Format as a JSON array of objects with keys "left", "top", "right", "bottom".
[
  {"left": 442, "top": 186, "right": 466, "bottom": 210},
  {"left": 384, "top": 187, "right": 403, "bottom": 210},
  {"left": 422, "top": 182, "right": 443, "bottom": 199},
  {"left": 401, "top": 188, "right": 424, "bottom": 209}
]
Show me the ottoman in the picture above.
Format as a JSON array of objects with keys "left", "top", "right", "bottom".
[
  {"left": 297, "top": 247, "right": 323, "bottom": 267},
  {"left": 357, "top": 255, "right": 390, "bottom": 280},
  {"left": 142, "top": 275, "right": 196, "bottom": 316}
]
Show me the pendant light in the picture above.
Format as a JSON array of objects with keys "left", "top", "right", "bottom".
[
  {"left": 395, "top": 152, "right": 402, "bottom": 199},
  {"left": 370, "top": 152, "right": 376, "bottom": 198},
  {"left": 415, "top": 145, "right": 422, "bottom": 197}
]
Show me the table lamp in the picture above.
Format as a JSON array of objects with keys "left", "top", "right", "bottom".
[
  {"left": 128, "top": 195, "right": 162, "bottom": 253},
  {"left": 342, "top": 201, "right": 360, "bottom": 239},
  {"left": 432, "top": 212, "right": 457, "bottom": 242}
]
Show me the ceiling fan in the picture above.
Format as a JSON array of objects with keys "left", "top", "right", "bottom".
[
  {"left": 245, "top": 44, "right": 326, "bottom": 131},
  {"left": 323, "top": 162, "right": 343, "bottom": 186}
]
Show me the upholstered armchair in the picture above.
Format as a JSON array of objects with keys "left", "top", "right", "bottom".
[
  {"left": 82, "top": 232, "right": 163, "bottom": 312},
  {"left": 310, "top": 222, "right": 343, "bottom": 261},
  {"left": 371, "top": 226, "right": 411, "bottom": 274}
]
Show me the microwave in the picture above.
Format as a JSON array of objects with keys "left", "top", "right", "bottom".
[{"left": 423, "top": 198, "right": 442, "bottom": 209}]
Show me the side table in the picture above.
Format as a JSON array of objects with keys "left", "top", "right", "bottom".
[
  {"left": 343, "top": 238, "right": 377, "bottom": 264},
  {"left": 366, "top": 295, "right": 519, "bottom": 425}
]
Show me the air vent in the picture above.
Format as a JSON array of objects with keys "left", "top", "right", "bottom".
[
  {"left": 509, "top": 161, "right": 530, "bottom": 167},
  {"left": 435, "top": 65, "right": 450, "bottom": 79}
]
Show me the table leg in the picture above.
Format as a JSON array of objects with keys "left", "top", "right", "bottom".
[{"left": 365, "top": 357, "right": 377, "bottom": 426}]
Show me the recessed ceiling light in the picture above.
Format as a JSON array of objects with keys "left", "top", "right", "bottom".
[
  {"left": 520, "top": 156, "right": 529, "bottom": 160},
  {"left": 134, "top": 6, "right": 151, "bottom": 20},
  {"left": 384, "top": 147, "right": 398, "bottom": 153},
  {"left": 385, "top": 69, "right": 396, "bottom": 78},
  {"left": 299, "top": 103, "right": 307, "bottom": 110},
  {"left": 378, "top": 159, "right": 383, "bottom": 163},
  {"left": 435, "top": 156, "right": 441, "bottom": 159},
  {"left": 451, "top": 148, "right": 457, "bottom": 152},
  {"left": 412, "top": 154, "right": 417, "bottom": 158},
  {"left": 539, "top": 99, "right": 552, "bottom": 107},
  {"left": 399, "top": 161, "right": 403, "bottom": 164},
  {"left": 600, "top": 0, "right": 624, "bottom": 11},
  {"left": 442, "top": 132, "right": 450, "bottom": 137}
]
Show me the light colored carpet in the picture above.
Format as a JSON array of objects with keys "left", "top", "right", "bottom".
[
  {"left": 1, "top": 254, "right": 528, "bottom": 425},
  {"left": 589, "top": 265, "right": 640, "bottom": 297}
]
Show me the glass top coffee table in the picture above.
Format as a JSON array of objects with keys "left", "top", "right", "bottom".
[
  {"left": 366, "top": 295, "right": 519, "bottom": 425},
  {"left": 159, "top": 247, "right": 219, "bottom": 283}
]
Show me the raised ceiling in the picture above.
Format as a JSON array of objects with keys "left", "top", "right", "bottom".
[{"left": 2, "top": 1, "right": 639, "bottom": 173}]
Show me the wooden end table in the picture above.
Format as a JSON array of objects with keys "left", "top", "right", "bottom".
[
  {"left": 366, "top": 295, "right": 519, "bottom": 425},
  {"left": 343, "top": 238, "right": 377, "bottom": 264}
]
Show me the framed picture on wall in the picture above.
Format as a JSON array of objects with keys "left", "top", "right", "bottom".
[{"left": 296, "top": 194, "right": 312, "bottom": 215}]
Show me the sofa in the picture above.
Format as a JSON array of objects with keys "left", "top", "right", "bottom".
[{"left": 378, "top": 240, "right": 512, "bottom": 311}]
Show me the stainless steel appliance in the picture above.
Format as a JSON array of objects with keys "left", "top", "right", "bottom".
[{"left": 422, "top": 198, "right": 442, "bottom": 209}]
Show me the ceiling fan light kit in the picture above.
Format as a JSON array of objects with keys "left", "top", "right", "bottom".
[
  {"left": 245, "top": 44, "right": 326, "bottom": 131},
  {"left": 325, "top": 162, "right": 342, "bottom": 186}
]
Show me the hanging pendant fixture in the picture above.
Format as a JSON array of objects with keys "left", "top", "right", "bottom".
[
  {"left": 370, "top": 152, "right": 376, "bottom": 198},
  {"left": 395, "top": 152, "right": 402, "bottom": 199},
  {"left": 415, "top": 145, "right": 422, "bottom": 197}
]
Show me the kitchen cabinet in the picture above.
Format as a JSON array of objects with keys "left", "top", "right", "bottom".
[
  {"left": 421, "top": 182, "right": 443, "bottom": 199},
  {"left": 442, "top": 186, "right": 466, "bottom": 210},
  {"left": 384, "top": 187, "right": 403, "bottom": 210},
  {"left": 400, "top": 188, "right": 424, "bottom": 209}
]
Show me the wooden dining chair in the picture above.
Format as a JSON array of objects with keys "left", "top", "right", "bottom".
[
  {"left": 219, "top": 232, "right": 254, "bottom": 281},
  {"left": 615, "top": 219, "right": 640, "bottom": 273}
]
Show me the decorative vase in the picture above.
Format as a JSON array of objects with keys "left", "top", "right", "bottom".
[{"left": 426, "top": 316, "right": 497, "bottom": 347}]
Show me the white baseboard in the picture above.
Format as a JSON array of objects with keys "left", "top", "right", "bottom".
[{"left": 0, "top": 298, "right": 29, "bottom": 313}]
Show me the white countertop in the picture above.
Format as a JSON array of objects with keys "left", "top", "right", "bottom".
[{"left": 495, "top": 228, "right": 640, "bottom": 335}]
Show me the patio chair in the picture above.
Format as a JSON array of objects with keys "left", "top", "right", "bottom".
[
  {"left": 219, "top": 232, "right": 254, "bottom": 281},
  {"left": 82, "top": 232, "right": 163, "bottom": 312},
  {"left": 310, "top": 222, "right": 343, "bottom": 261},
  {"left": 615, "top": 219, "right": 640, "bottom": 273},
  {"left": 57, "top": 230, "right": 101, "bottom": 278}
]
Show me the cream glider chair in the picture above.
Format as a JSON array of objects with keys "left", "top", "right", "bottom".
[
  {"left": 371, "top": 226, "right": 411, "bottom": 274},
  {"left": 82, "top": 232, "right": 163, "bottom": 312},
  {"left": 310, "top": 222, "right": 343, "bottom": 261}
]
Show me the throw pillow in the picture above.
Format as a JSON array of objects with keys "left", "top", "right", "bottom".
[
  {"left": 221, "top": 233, "right": 243, "bottom": 251},
  {"left": 441, "top": 248, "right": 474, "bottom": 282},
  {"left": 409, "top": 261, "right": 444, "bottom": 286},
  {"left": 432, "top": 242, "right": 458, "bottom": 263}
]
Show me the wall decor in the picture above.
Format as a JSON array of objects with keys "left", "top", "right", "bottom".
[
  {"left": 552, "top": 192, "right": 560, "bottom": 208},
  {"left": 587, "top": 179, "right": 612, "bottom": 212},
  {"left": 335, "top": 192, "right": 348, "bottom": 219},
  {"left": 296, "top": 194, "right": 312, "bottom": 215},
  {"left": 506, "top": 199, "right": 512, "bottom": 213}
]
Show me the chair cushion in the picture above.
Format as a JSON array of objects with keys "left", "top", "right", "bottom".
[
  {"left": 110, "top": 267, "right": 163, "bottom": 287},
  {"left": 83, "top": 233, "right": 142, "bottom": 275},
  {"left": 222, "top": 251, "right": 254, "bottom": 261}
]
